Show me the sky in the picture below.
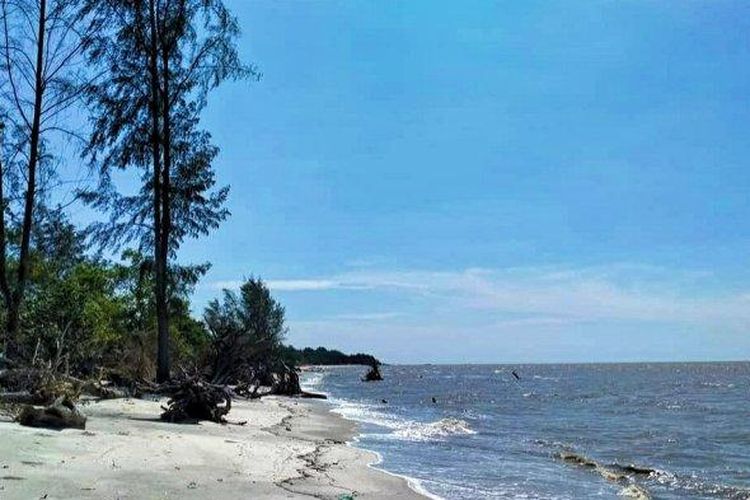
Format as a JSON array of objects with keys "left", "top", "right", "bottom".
[{"left": 175, "top": 0, "right": 750, "bottom": 364}]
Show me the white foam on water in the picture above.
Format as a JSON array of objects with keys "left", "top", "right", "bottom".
[
  {"left": 299, "top": 371, "right": 325, "bottom": 393},
  {"left": 393, "top": 417, "right": 476, "bottom": 441},
  {"left": 329, "top": 398, "right": 476, "bottom": 442}
]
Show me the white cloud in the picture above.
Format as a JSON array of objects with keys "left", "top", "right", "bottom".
[
  {"left": 266, "top": 279, "right": 341, "bottom": 291},
  {"left": 267, "top": 263, "right": 750, "bottom": 363},
  {"left": 214, "top": 264, "right": 750, "bottom": 327},
  {"left": 207, "top": 280, "right": 245, "bottom": 290},
  {"left": 207, "top": 278, "right": 353, "bottom": 291}
]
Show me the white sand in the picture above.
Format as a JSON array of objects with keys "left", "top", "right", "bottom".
[{"left": 0, "top": 396, "right": 427, "bottom": 499}]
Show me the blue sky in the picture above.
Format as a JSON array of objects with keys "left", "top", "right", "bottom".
[{"left": 177, "top": 0, "right": 750, "bottom": 363}]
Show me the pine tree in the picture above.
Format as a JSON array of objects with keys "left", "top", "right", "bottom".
[
  {"left": 0, "top": 0, "right": 94, "bottom": 361},
  {"left": 81, "top": 0, "right": 255, "bottom": 381}
]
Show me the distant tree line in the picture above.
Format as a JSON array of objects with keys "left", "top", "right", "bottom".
[{"left": 281, "top": 346, "right": 380, "bottom": 367}]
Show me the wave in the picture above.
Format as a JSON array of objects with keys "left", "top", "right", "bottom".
[
  {"left": 699, "top": 381, "right": 736, "bottom": 388},
  {"left": 330, "top": 399, "right": 475, "bottom": 442},
  {"left": 394, "top": 417, "right": 476, "bottom": 441},
  {"left": 299, "top": 371, "right": 326, "bottom": 392}
]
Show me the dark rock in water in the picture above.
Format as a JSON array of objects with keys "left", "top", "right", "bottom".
[
  {"left": 558, "top": 452, "right": 657, "bottom": 488},
  {"left": 557, "top": 452, "right": 598, "bottom": 469},
  {"left": 616, "top": 464, "right": 658, "bottom": 476},
  {"left": 362, "top": 364, "right": 383, "bottom": 382},
  {"left": 17, "top": 396, "right": 86, "bottom": 430}
]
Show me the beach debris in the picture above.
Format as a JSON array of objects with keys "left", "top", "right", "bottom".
[
  {"left": 229, "top": 361, "right": 304, "bottom": 399},
  {"left": 160, "top": 379, "right": 232, "bottom": 424},
  {"left": 0, "top": 368, "right": 129, "bottom": 407},
  {"left": 362, "top": 363, "right": 383, "bottom": 382},
  {"left": 0, "top": 391, "right": 42, "bottom": 405},
  {"left": 272, "top": 363, "right": 303, "bottom": 396},
  {"left": 16, "top": 396, "right": 87, "bottom": 430}
]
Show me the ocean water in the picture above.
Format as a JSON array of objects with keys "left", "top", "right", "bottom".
[{"left": 301, "top": 363, "right": 750, "bottom": 499}]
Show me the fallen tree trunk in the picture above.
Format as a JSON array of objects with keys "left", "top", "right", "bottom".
[
  {"left": 78, "top": 380, "right": 128, "bottom": 400},
  {"left": 16, "top": 396, "right": 87, "bottom": 430}
]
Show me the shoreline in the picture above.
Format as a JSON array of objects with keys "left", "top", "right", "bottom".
[
  {"left": 352, "top": 444, "right": 443, "bottom": 500},
  {"left": 307, "top": 400, "right": 442, "bottom": 500},
  {"left": 0, "top": 396, "right": 427, "bottom": 499},
  {"left": 299, "top": 366, "right": 441, "bottom": 500}
]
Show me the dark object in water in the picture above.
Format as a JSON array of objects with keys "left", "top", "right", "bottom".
[
  {"left": 615, "top": 464, "right": 659, "bottom": 476},
  {"left": 381, "top": 399, "right": 388, "bottom": 404},
  {"left": 431, "top": 396, "right": 437, "bottom": 404},
  {"left": 558, "top": 452, "right": 597, "bottom": 468},
  {"left": 17, "top": 396, "right": 87, "bottom": 430},
  {"left": 511, "top": 370, "right": 521, "bottom": 381},
  {"left": 299, "top": 391, "right": 327, "bottom": 399},
  {"left": 362, "top": 363, "right": 383, "bottom": 382}
]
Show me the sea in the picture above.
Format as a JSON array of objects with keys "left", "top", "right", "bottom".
[{"left": 300, "top": 363, "right": 750, "bottom": 499}]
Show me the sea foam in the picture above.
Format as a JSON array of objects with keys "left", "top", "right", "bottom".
[{"left": 331, "top": 399, "right": 475, "bottom": 442}]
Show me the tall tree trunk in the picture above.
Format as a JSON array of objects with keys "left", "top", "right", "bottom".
[
  {"left": 148, "top": 0, "right": 169, "bottom": 383},
  {"left": 158, "top": 39, "right": 172, "bottom": 383},
  {"left": 5, "top": 0, "right": 46, "bottom": 361}
]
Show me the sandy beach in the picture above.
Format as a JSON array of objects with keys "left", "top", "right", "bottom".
[{"left": 0, "top": 396, "right": 427, "bottom": 499}]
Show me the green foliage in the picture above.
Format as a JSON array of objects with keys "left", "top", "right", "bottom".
[
  {"left": 22, "top": 261, "right": 126, "bottom": 372},
  {"left": 4, "top": 212, "right": 210, "bottom": 377},
  {"left": 205, "top": 277, "right": 287, "bottom": 383}
]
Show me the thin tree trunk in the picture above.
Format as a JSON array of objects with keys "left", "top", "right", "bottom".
[
  {"left": 0, "top": 130, "right": 12, "bottom": 325},
  {"left": 5, "top": 0, "right": 47, "bottom": 361},
  {"left": 148, "top": 0, "right": 169, "bottom": 383}
]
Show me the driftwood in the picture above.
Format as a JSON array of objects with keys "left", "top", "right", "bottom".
[
  {"left": 160, "top": 379, "right": 232, "bottom": 424},
  {"left": 271, "top": 364, "right": 302, "bottom": 396},
  {"left": 227, "top": 361, "right": 302, "bottom": 400},
  {"left": 0, "top": 391, "right": 47, "bottom": 405},
  {"left": 78, "top": 380, "right": 128, "bottom": 400},
  {"left": 0, "top": 368, "right": 129, "bottom": 404},
  {"left": 16, "top": 396, "right": 87, "bottom": 430},
  {"left": 299, "top": 391, "right": 327, "bottom": 399},
  {"left": 362, "top": 363, "right": 383, "bottom": 382}
]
